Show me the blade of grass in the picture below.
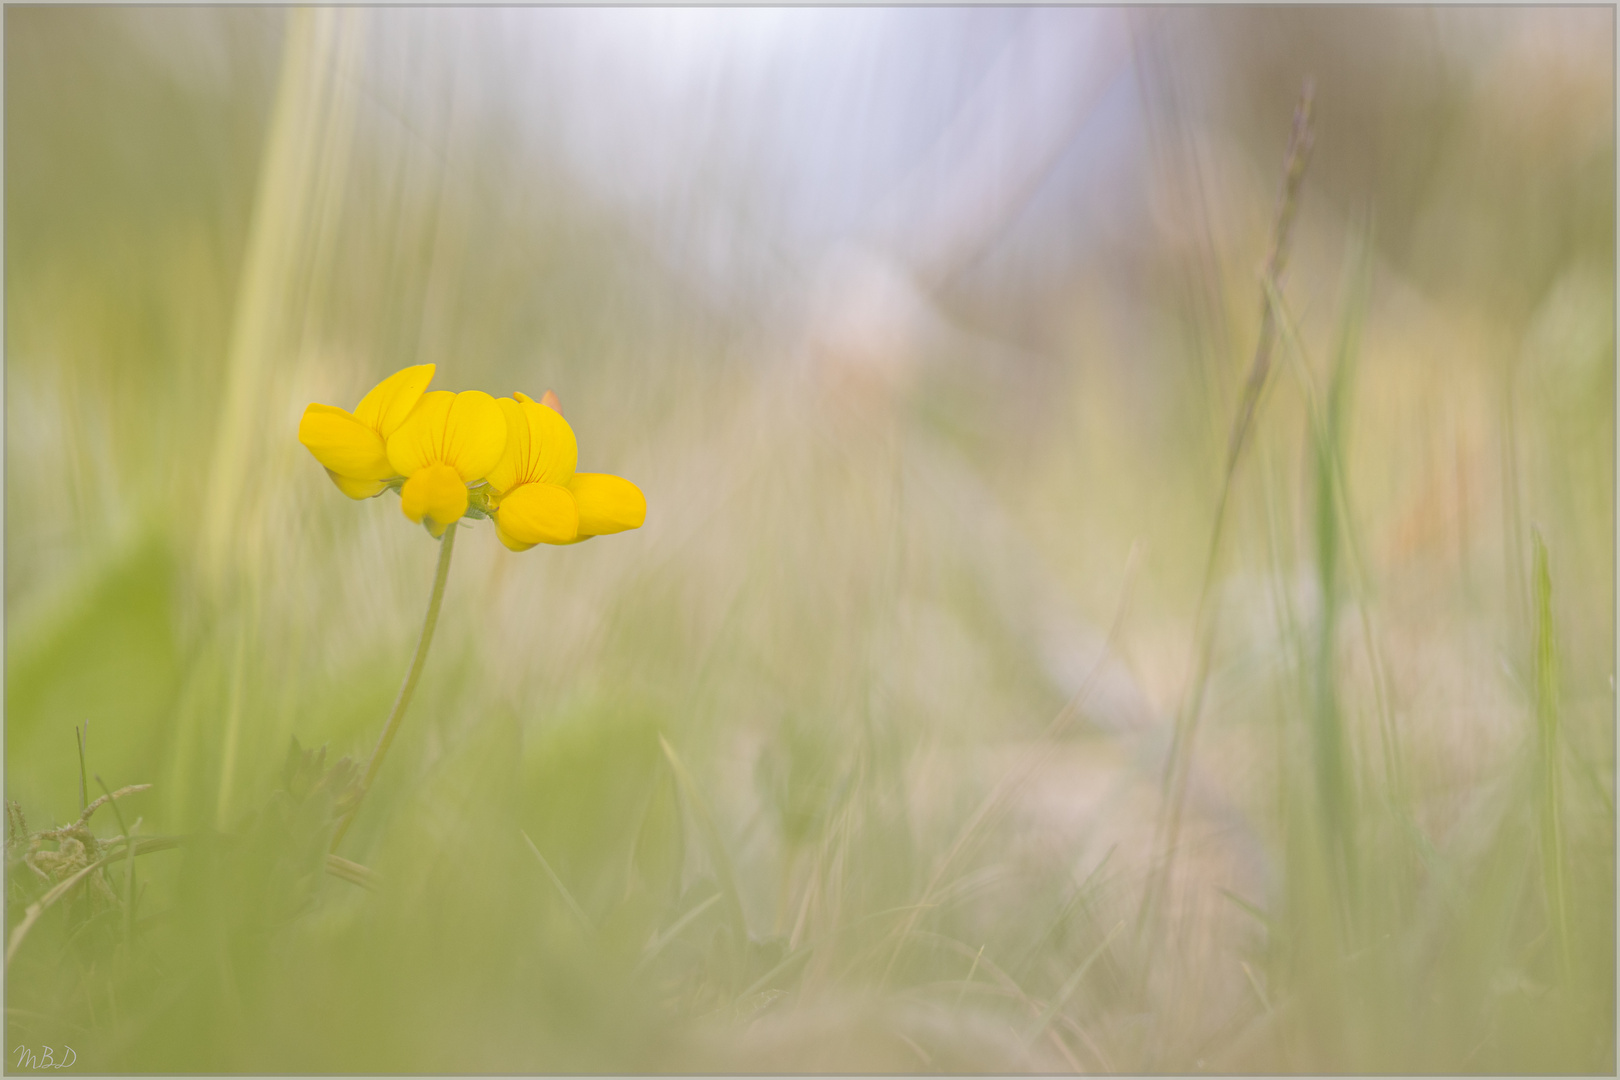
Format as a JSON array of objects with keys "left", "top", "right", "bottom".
[
  {"left": 636, "top": 891, "right": 722, "bottom": 974},
  {"left": 658, "top": 735, "right": 750, "bottom": 967},
  {"left": 1021, "top": 920, "right": 1124, "bottom": 1045},
  {"left": 1141, "top": 78, "right": 1316, "bottom": 953},
  {"left": 520, "top": 828, "right": 592, "bottom": 933},
  {"left": 200, "top": 7, "right": 364, "bottom": 584},
  {"left": 1257, "top": 423, "right": 1308, "bottom": 916},
  {"left": 1320, "top": 226, "right": 1405, "bottom": 814},
  {"left": 93, "top": 776, "right": 138, "bottom": 947},
  {"left": 1013, "top": 845, "right": 1117, "bottom": 977},
  {"left": 955, "top": 943, "right": 986, "bottom": 1008},
  {"left": 737, "top": 940, "right": 814, "bottom": 1000},
  {"left": 883, "top": 541, "right": 1142, "bottom": 987},
  {"left": 1265, "top": 231, "right": 1424, "bottom": 945},
  {"left": 919, "top": 931, "right": 1090, "bottom": 1072},
  {"left": 1530, "top": 529, "right": 1571, "bottom": 982},
  {"left": 75, "top": 723, "right": 88, "bottom": 816},
  {"left": 1241, "top": 960, "right": 1273, "bottom": 1015},
  {"left": 1263, "top": 275, "right": 1359, "bottom": 936},
  {"left": 1219, "top": 887, "right": 1274, "bottom": 932}
]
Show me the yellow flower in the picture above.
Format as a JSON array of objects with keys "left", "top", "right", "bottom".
[
  {"left": 299, "top": 373, "right": 635, "bottom": 549},
  {"left": 297, "top": 364, "right": 436, "bottom": 498},
  {"left": 487, "top": 391, "right": 646, "bottom": 551},
  {"left": 385, "top": 390, "right": 508, "bottom": 537}
]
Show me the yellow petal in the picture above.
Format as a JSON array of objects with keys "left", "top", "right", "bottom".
[
  {"left": 387, "top": 391, "right": 453, "bottom": 477},
  {"left": 493, "top": 520, "right": 536, "bottom": 552},
  {"left": 570, "top": 473, "right": 646, "bottom": 536},
  {"left": 513, "top": 391, "right": 536, "bottom": 404},
  {"left": 487, "top": 398, "right": 577, "bottom": 494},
  {"left": 299, "top": 403, "right": 393, "bottom": 479},
  {"left": 352, "top": 364, "right": 435, "bottom": 437},
  {"left": 495, "top": 481, "right": 579, "bottom": 546},
  {"left": 484, "top": 397, "right": 527, "bottom": 495},
  {"left": 325, "top": 469, "right": 388, "bottom": 499},
  {"left": 386, "top": 390, "right": 506, "bottom": 483},
  {"left": 443, "top": 390, "right": 507, "bottom": 481},
  {"left": 400, "top": 462, "right": 468, "bottom": 529}
]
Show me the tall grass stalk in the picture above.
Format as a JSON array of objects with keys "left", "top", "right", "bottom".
[
  {"left": 198, "top": 8, "right": 364, "bottom": 830},
  {"left": 1140, "top": 76, "right": 1315, "bottom": 954},
  {"left": 1318, "top": 230, "right": 1407, "bottom": 816},
  {"left": 199, "top": 8, "right": 363, "bottom": 586},
  {"left": 1264, "top": 273, "right": 1361, "bottom": 938},
  {"left": 1530, "top": 529, "right": 1571, "bottom": 982}
]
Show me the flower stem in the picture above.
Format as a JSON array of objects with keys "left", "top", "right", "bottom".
[{"left": 330, "top": 524, "right": 457, "bottom": 853}]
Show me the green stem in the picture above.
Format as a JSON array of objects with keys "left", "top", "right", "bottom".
[{"left": 330, "top": 524, "right": 457, "bottom": 853}]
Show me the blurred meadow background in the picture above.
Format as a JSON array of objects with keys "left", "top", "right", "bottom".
[{"left": 4, "top": 6, "right": 1614, "bottom": 1073}]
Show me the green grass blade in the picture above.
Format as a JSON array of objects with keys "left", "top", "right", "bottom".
[
  {"left": 658, "top": 734, "right": 749, "bottom": 958},
  {"left": 636, "top": 891, "right": 722, "bottom": 974},
  {"left": 521, "top": 828, "right": 593, "bottom": 933},
  {"left": 1530, "top": 529, "right": 1571, "bottom": 981},
  {"left": 1020, "top": 920, "right": 1124, "bottom": 1045},
  {"left": 738, "top": 940, "right": 814, "bottom": 1000}
]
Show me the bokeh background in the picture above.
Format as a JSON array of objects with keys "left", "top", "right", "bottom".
[{"left": 5, "top": 7, "right": 1613, "bottom": 1073}]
